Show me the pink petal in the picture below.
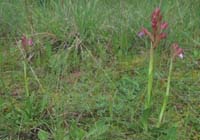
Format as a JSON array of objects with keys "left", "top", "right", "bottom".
[
  {"left": 171, "top": 43, "right": 184, "bottom": 59},
  {"left": 178, "top": 53, "right": 184, "bottom": 59},
  {"left": 159, "top": 33, "right": 167, "bottom": 39},
  {"left": 161, "top": 22, "right": 168, "bottom": 30},
  {"left": 152, "top": 8, "right": 161, "bottom": 17},
  {"left": 28, "top": 39, "right": 33, "bottom": 46},
  {"left": 21, "top": 35, "right": 27, "bottom": 48}
]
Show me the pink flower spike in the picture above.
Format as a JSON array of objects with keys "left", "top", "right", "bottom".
[
  {"left": 161, "top": 22, "right": 168, "bottom": 30},
  {"left": 172, "top": 43, "right": 184, "bottom": 59},
  {"left": 21, "top": 35, "right": 33, "bottom": 48}
]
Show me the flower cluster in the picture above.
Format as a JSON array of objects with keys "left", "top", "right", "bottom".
[
  {"left": 138, "top": 8, "right": 168, "bottom": 48},
  {"left": 171, "top": 43, "right": 184, "bottom": 59},
  {"left": 21, "top": 35, "right": 33, "bottom": 49}
]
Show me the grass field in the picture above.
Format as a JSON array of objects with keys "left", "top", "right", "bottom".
[{"left": 0, "top": 0, "right": 200, "bottom": 139}]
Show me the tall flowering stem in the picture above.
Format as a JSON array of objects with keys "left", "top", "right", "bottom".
[
  {"left": 157, "top": 43, "right": 184, "bottom": 127},
  {"left": 138, "top": 8, "right": 168, "bottom": 130},
  {"left": 157, "top": 57, "right": 173, "bottom": 127},
  {"left": 146, "top": 42, "right": 154, "bottom": 109}
]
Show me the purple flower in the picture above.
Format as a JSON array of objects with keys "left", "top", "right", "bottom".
[
  {"left": 138, "top": 30, "right": 146, "bottom": 37},
  {"left": 138, "top": 27, "right": 154, "bottom": 41},
  {"left": 138, "top": 28, "right": 147, "bottom": 37}
]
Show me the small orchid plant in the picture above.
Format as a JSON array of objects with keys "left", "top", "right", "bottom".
[
  {"left": 19, "top": 34, "right": 35, "bottom": 61},
  {"left": 157, "top": 43, "right": 183, "bottom": 127},
  {"left": 138, "top": 8, "right": 169, "bottom": 122},
  {"left": 16, "top": 34, "right": 44, "bottom": 95},
  {"left": 138, "top": 8, "right": 184, "bottom": 129},
  {"left": 138, "top": 8, "right": 169, "bottom": 113},
  {"left": 21, "top": 34, "right": 33, "bottom": 49}
]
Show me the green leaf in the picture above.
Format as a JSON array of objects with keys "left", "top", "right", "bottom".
[
  {"left": 70, "top": 122, "right": 86, "bottom": 140},
  {"left": 0, "top": 98, "right": 4, "bottom": 108},
  {"left": 165, "top": 126, "right": 177, "bottom": 140},
  {"left": 38, "top": 129, "right": 49, "bottom": 140},
  {"left": 141, "top": 107, "right": 152, "bottom": 130},
  {"left": 86, "top": 120, "right": 108, "bottom": 139}
]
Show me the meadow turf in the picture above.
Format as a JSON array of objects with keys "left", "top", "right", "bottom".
[{"left": 0, "top": 0, "right": 199, "bottom": 139}]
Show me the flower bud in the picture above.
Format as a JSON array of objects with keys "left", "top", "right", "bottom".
[
  {"left": 159, "top": 33, "right": 167, "bottom": 39},
  {"left": 160, "top": 22, "right": 168, "bottom": 30},
  {"left": 151, "top": 8, "right": 161, "bottom": 31}
]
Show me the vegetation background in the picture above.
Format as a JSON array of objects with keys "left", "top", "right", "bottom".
[{"left": 0, "top": 0, "right": 199, "bottom": 139}]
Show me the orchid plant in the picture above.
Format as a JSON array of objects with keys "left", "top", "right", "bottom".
[
  {"left": 21, "top": 35, "right": 33, "bottom": 48},
  {"left": 138, "top": 8, "right": 184, "bottom": 129},
  {"left": 138, "top": 8, "right": 168, "bottom": 130},
  {"left": 157, "top": 43, "right": 184, "bottom": 127},
  {"left": 139, "top": 8, "right": 168, "bottom": 110},
  {"left": 16, "top": 34, "right": 44, "bottom": 95}
]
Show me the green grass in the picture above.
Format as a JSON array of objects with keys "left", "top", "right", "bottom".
[{"left": 0, "top": 0, "right": 200, "bottom": 139}]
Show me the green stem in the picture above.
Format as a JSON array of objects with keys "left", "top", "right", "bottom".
[
  {"left": 143, "top": 42, "right": 154, "bottom": 131},
  {"left": 23, "top": 61, "right": 29, "bottom": 97},
  {"left": 157, "top": 57, "right": 173, "bottom": 127},
  {"left": 146, "top": 43, "right": 154, "bottom": 109}
]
